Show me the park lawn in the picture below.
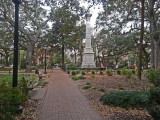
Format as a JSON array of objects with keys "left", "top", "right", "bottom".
[{"left": 0, "top": 74, "right": 38, "bottom": 85}]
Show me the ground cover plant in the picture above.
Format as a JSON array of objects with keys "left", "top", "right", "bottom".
[
  {"left": 72, "top": 75, "right": 86, "bottom": 80},
  {"left": 0, "top": 74, "right": 37, "bottom": 85}
]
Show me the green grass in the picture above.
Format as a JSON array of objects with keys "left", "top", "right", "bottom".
[{"left": 0, "top": 74, "right": 38, "bottom": 85}]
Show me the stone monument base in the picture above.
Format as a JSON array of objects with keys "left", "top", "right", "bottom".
[{"left": 81, "top": 48, "right": 96, "bottom": 68}]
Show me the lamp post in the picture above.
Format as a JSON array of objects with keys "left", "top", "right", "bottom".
[
  {"left": 12, "top": 0, "right": 21, "bottom": 87},
  {"left": 44, "top": 45, "right": 47, "bottom": 74}
]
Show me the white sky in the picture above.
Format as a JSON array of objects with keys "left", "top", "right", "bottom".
[{"left": 42, "top": 1, "right": 103, "bottom": 27}]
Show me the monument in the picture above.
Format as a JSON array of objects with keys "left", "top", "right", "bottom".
[{"left": 81, "top": 14, "right": 96, "bottom": 68}]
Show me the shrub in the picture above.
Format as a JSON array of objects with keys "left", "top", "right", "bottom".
[
  {"left": 100, "top": 70, "right": 103, "bottom": 75},
  {"left": 146, "top": 87, "right": 160, "bottom": 120},
  {"left": 67, "top": 63, "right": 76, "bottom": 70},
  {"left": 91, "top": 86, "right": 97, "bottom": 90},
  {"left": 121, "top": 69, "right": 132, "bottom": 79},
  {"left": 83, "top": 85, "right": 92, "bottom": 89},
  {"left": 132, "top": 70, "right": 136, "bottom": 74},
  {"left": 106, "top": 69, "right": 112, "bottom": 76},
  {"left": 116, "top": 70, "right": 121, "bottom": 75},
  {"left": 37, "top": 81, "right": 48, "bottom": 88},
  {"left": 146, "top": 69, "right": 160, "bottom": 87},
  {"left": 71, "top": 71, "right": 76, "bottom": 75},
  {"left": 67, "top": 70, "right": 70, "bottom": 74},
  {"left": 0, "top": 81, "right": 27, "bottom": 120},
  {"left": 91, "top": 74, "right": 95, "bottom": 78},
  {"left": 81, "top": 70, "right": 85, "bottom": 75},
  {"left": 99, "top": 88, "right": 105, "bottom": 92},
  {"left": 121, "top": 68, "right": 127, "bottom": 75},
  {"left": 86, "top": 82, "right": 91, "bottom": 85},
  {"left": 72, "top": 75, "right": 86, "bottom": 80},
  {"left": 91, "top": 70, "right": 95, "bottom": 75},
  {"left": 100, "top": 91, "right": 150, "bottom": 109}
]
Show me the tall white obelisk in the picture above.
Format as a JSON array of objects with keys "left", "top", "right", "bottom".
[{"left": 81, "top": 15, "right": 96, "bottom": 68}]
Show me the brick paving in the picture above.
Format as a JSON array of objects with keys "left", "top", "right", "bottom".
[{"left": 38, "top": 68, "right": 103, "bottom": 120}]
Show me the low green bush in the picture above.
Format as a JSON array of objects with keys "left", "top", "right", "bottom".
[
  {"left": 67, "top": 70, "right": 70, "bottom": 74},
  {"left": 0, "top": 81, "right": 27, "bottom": 120},
  {"left": 83, "top": 85, "right": 92, "bottom": 89},
  {"left": 146, "top": 87, "right": 160, "bottom": 120},
  {"left": 146, "top": 69, "right": 160, "bottom": 87},
  {"left": 100, "top": 91, "right": 150, "bottom": 109},
  {"left": 91, "top": 74, "right": 95, "bottom": 78},
  {"left": 67, "top": 63, "right": 76, "bottom": 70},
  {"left": 121, "top": 69, "right": 132, "bottom": 79},
  {"left": 91, "top": 86, "right": 97, "bottom": 90},
  {"left": 99, "top": 88, "right": 105, "bottom": 92},
  {"left": 86, "top": 82, "right": 91, "bottom": 85},
  {"left": 71, "top": 71, "right": 76, "bottom": 75},
  {"left": 72, "top": 75, "right": 86, "bottom": 80},
  {"left": 116, "top": 70, "right": 121, "bottom": 75},
  {"left": 37, "top": 81, "right": 48, "bottom": 88},
  {"left": 100, "top": 71, "right": 103, "bottom": 75},
  {"left": 81, "top": 70, "right": 85, "bottom": 75},
  {"left": 132, "top": 70, "right": 136, "bottom": 74},
  {"left": 106, "top": 69, "right": 112, "bottom": 76},
  {"left": 91, "top": 70, "right": 95, "bottom": 75}
]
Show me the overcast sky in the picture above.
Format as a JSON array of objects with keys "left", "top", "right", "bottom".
[{"left": 42, "top": 1, "right": 103, "bottom": 27}]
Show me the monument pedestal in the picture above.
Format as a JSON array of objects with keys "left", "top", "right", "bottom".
[
  {"left": 81, "top": 23, "right": 96, "bottom": 68},
  {"left": 81, "top": 48, "right": 96, "bottom": 68}
]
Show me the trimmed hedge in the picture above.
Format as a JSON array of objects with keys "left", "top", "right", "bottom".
[{"left": 100, "top": 91, "right": 150, "bottom": 109}]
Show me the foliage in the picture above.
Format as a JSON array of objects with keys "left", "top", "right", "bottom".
[
  {"left": 67, "top": 70, "right": 70, "bottom": 74},
  {"left": 121, "top": 69, "right": 132, "bottom": 79},
  {"left": 90, "top": 74, "right": 95, "bottom": 78},
  {"left": 81, "top": 70, "right": 85, "bottom": 75},
  {"left": 132, "top": 70, "right": 136, "bottom": 74},
  {"left": 100, "top": 70, "right": 103, "bottom": 75},
  {"left": 71, "top": 71, "right": 76, "bottom": 75},
  {"left": 146, "top": 69, "right": 160, "bottom": 87},
  {"left": 106, "top": 69, "right": 112, "bottom": 76},
  {"left": 72, "top": 75, "right": 86, "bottom": 80},
  {"left": 0, "top": 81, "right": 27, "bottom": 120},
  {"left": 86, "top": 82, "right": 91, "bottom": 85},
  {"left": 83, "top": 85, "right": 92, "bottom": 89},
  {"left": 91, "top": 86, "right": 97, "bottom": 90},
  {"left": 67, "top": 63, "right": 77, "bottom": 70},
  {"left": 20, "top": 58, "right": 26, "bottom": 69},
  {"left": 0, "top": 74, "right": 37, "bottom": 85},
  {"left": 99, "top": 88, "right": 105, "bottom": 92},
  {"left": 37, "top": 81, "right": 48, "bottom": 88},
  {"left": 116, "top": 70, "right": 121, "bottom": 75},
  {"left": 91, "top": 70, "right": 95, "bottom": 75},
  {"left": 147, "top": 87, "right": 160, "bottom": 120},
  {"left": 100, "top": 91, "right": 150, "bottom": 109}
]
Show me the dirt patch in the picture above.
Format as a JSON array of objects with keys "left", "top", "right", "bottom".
[
  {"left": 70, "top": 73, "right": 153, "bottom": 120},
  {"left": 16, "top": 99, "right": 41, "bottom": 120}
]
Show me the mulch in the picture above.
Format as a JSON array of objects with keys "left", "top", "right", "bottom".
[{"left": 70, "top": 73, "right": 153, "bottom": 120}]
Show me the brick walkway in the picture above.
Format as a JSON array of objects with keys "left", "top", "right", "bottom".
[{"left": 38, "top": 68, "right": 103, "bottom": 120}]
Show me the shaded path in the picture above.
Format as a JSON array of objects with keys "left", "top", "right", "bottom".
[{"left": 38, "top": 68, "right": 103, "bottom": 120}]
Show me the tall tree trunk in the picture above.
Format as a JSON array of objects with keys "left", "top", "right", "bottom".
[
  {"left": 5, "top": 55, "right": 9, "bottom": 66},
  {"left": 26, "top": 42, "right": 34, "bottom": 72},
  {"left": 148, "top": 0, "right": 159, "bottom": 69},
  {"left": 74, "top": 49, "right": 77, "bottom": 64},
  {"left": 156, "top": 43, "right": 160, "bottom": 69},
  {"left": 138, "top": 0, "right": 145, "bottom": 80},
  {"left": 62, "top": 44, "right": 64, "bottom": 66}
]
